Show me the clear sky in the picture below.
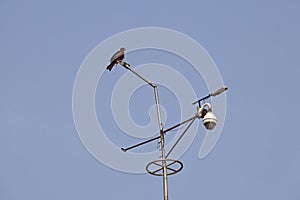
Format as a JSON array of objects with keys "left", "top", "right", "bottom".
[{"left": 1, "top": 0, "right": 300, "bottom": 200}]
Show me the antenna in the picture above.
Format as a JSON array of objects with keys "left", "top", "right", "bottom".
[{"left": 106, "top": 48, "right": 228, "bottom": 200}]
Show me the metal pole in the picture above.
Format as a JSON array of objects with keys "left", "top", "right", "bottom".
[
  {"left": 154, "top": 85, "right": 168, "bottom": 200},
  {"left": 120, "top": 62, "right": 168, "bottom": 200}
]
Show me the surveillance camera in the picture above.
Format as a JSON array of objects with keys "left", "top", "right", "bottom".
[{"left": 202, "top": 111, "right": 217, "bottom": 130}]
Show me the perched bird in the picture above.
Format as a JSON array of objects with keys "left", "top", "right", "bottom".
[{"left": 106, "top": 48, "right": 125, "bottom": 71}]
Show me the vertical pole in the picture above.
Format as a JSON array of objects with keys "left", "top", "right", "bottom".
[
  {"left": 154, "top": 85, "right": 168, "bottom": 200},
  {"left": 121, "top": 64, "right": 169, "bottom": 200}
]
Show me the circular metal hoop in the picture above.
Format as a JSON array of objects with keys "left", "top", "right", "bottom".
[{"left": 146, "top": 159, "right": 183, "bottom": 176}]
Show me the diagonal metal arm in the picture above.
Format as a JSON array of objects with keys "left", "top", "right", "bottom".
[
  {"left": 166, "top": 117, "right": 196, "bottom": 158},
  {"left": 119, "top": 61, "right": 156, "bottom": 87},
  {"left": 192, "top": 86, "right": 228, "bottom": 107}
]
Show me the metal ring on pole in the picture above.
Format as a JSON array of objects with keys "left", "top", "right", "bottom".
[{"left": 146, "top": 159, "right": 183, "bottom": 176}]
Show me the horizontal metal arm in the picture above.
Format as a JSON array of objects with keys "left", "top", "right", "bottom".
[{"left": 121, "top": 115, "right": 198, "bottom": 152}]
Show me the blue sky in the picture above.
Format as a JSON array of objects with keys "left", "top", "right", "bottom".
[{"left": 1, "top": 0, "right": 300, "bottom": 200}]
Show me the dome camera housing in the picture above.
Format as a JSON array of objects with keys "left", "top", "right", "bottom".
[{"left": 202, "top": 111, "right": 217, "bottom": 130}]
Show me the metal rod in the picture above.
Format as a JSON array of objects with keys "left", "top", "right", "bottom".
[
  {"left": 154, "top": 85, "right": 168, "bottom": 200},
  {"left": 192, "top": 86, "right": 228, "bottom": 106},
  {"left": 121, "top": 115, "right": 197, "bottom": 152},
  {"left": 192, "top": 94, "right": 210, "bottom": 106},
  {"left": 129, "top": 67, "right": 156, "bottom": 87},
  {"left": 120, "top": 61, "right": 155, "bottom": 87},
  {"left": 163, "top": 115, "right": 197, "bottom": 134},
  {"left": 161, "top": 132, "right": 168, "bottom": 200},
  {"left": 154, "top": 86, "right": 163, "bottom": 131},
  {"left": 121, "top": 137, "right": 159, "bottom": 152},
  {"left": 166, "top": 118, "right": 196, "bottom": 158}
]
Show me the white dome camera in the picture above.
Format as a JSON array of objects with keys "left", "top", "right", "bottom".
[
  {"left": 196, "top": 102, "right": 218, "bottom": 130},
  {"left": 202, "top": 110, "right": 218, "bottom": 130}
]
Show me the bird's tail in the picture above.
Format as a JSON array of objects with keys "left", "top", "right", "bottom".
[{"left": 106, "top": 63, "right": 114, "bottom": 71}]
